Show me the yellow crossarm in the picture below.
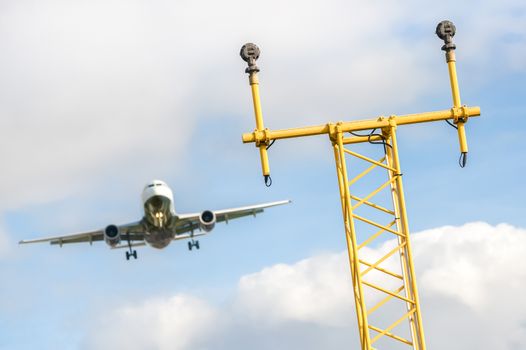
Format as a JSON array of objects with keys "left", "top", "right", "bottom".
[{"left": 241, "top": 107, "right": 480, "bottom": 144}]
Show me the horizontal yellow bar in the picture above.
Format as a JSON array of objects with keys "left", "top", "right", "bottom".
[
  {"left": 344, "top": 149, "right": 397, "bottom": 172},
  {"left": 360, "top": 242, "right": 406, "bottom": 278},
  {"left": 343, "top": 134, "right": 385, "bottom": 145},
  {"left": 371, "top": 308, "right": 416, "bottom": 345},
  {"left": 242, "top": 106, "right": 480, "bottom": 143},
  {"left": 362, "top": 280, "right": 415, "bottom": 305},
  {"left": 368, "top": 285, "right": 405, "bottom": 315},
  {"left": 353, "top": 214, "right": 404, "bottom": 237},
  {"left": 370, "top": 326, "right": 412, "bottom": 346},
  {"left": 352, "top": 177, "right": 397, "bottom": 211},
  {"left": 359, "top": 259, "right": 403, "bottom": 280},
  {"left": 358, "top": 220, "right": 397, "bottom": 250},
  {"left": 348, "top": 158, "right": 384, "bottom": 186},
  {"left": 351, "top": 195, "right": 395, "bottom": 215},
  {"left": 369, "top": 322, "right": 414, "bottom": 346}
]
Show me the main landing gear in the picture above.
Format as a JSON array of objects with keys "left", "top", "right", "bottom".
[
  {"left": 125, "top": 235, "right": 137, "bottom": 260},
  {"left": 126, "top": 250, "right": 137, "bottom": 260},
  {"left": 188, "top": 239, "right": 200, "bottom": 251}
]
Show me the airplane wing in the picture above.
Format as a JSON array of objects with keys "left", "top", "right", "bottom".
[
  {"left": 111, "top": 231, "right": 208, "bottom": 250},
  {"left": 19, "top": 221, "right": 145, "bottom": 246},
  {"left": 174, "top": 199, "right": 291, "bottom": 234}
]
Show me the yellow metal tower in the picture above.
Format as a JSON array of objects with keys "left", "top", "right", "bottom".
[{"left": 239, "top": 21, "right": 480, "bottom": 349}]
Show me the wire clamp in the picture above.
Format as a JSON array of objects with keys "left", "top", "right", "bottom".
[
  {"left": 451, "top": 106, "right": 469, "bottom": 124},
  {"left": 388, "top": 116, "right": 398, "bottom": 129},
  {"left": 255, "top": 128, "right": 271, "bottom": 147}
]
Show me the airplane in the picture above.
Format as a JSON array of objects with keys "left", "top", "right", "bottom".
[{"left": 19, "top": 180, "right": 291, "bottom": 260}]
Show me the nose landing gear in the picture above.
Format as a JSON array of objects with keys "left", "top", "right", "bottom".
[{"left": 188, "top": 239, "right": 200, "bottom": 251}]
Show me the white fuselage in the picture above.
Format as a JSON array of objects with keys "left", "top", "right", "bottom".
[{"left": 141, "top": 180, "right": 177, "bottom": 249}]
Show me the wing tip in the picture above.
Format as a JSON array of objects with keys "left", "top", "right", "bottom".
[
  {"left": 18, "top": 239, "right": 49, "bottom": 245},
  {"left": 268, "top": 199, "right": 291, "bottom": 207}
]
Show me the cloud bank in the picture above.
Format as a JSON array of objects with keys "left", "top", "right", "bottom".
[
  {"left": 0, "top": 0, "right": 524, "bottom": 211},
  {"left": 82, "top": 222, "right": 526, "bottom": 349}
]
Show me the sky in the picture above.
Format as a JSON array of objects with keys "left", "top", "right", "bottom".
[{"left": 0, "top": 0, "right": 525, "bottom": 349}]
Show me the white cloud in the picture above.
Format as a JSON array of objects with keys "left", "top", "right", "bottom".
[
  {"left": 416, "top": 223, "right": 526, "bottom": 314},
  {"left": 0, "top": 0, "right": 523, "bottom": 210},
  {"left": 236, "top": 252, "right": 354, "bottom": 327},
  {"left": 84, "top": 222, "right": 526, "bottom": 349},
  {"left": 83, "top": 294, "right": 220, "bottom": 350}
]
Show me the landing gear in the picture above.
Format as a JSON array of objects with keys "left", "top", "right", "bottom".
[
  {"left": 125, "top": 234, "right": 138, "bottom": 260},
  {"left": 188, "top": 239, "right": 200, "bottom": 251}
]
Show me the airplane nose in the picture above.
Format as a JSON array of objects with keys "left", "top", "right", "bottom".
[{"left": 150, "top": 196, "right": 163, "bottom": 209}]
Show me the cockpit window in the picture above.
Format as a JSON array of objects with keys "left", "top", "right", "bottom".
[{"left": 148, "top": 184, "right": 155, "bottom": 188}]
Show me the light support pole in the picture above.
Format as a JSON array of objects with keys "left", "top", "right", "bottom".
[
  {"left": 240, "top": 43, "right": 272, "bottom": 186},
  {"left": 436, "top": 20, "right": 469, "bottom": 167},
  {"left": 240, "top": 21, "right": 480, "bottom": 349}
]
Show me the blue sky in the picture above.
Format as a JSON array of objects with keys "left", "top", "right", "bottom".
[{"left": 0, "top": 0, "right": 525, "bottom": 349}]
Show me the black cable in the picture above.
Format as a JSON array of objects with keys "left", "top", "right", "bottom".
[
  {"left": 368, "top": 129, "right": 393, "bottom": 153},
  {"left": 349, "top": 129, "right": 392, "bottom": 152},
  {"left": 349, "top": 131, "right": 369, "bottom": 137},
  {"left": 266, "top": 139, "right": 276, "bottom": 150},
  {"left": 446, "top": 119, "right": 458, "bottom": 129},
  {"left": 367, "top": 128, "right": 392, "bottom": 153},
  {"left": 459, "top": 152, "right": 467, "bottom": 168}
]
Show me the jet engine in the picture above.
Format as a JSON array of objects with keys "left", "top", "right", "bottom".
[
  {"left": 104, "top": 225, "right": 121, "bottom": 247},
  {"left": 199, "top": 210, "right": 216, "bottom": 232}
]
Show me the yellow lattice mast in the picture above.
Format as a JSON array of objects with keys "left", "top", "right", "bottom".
[{"left": 239, "top": 21, "right": 480, "bottom": 349}]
